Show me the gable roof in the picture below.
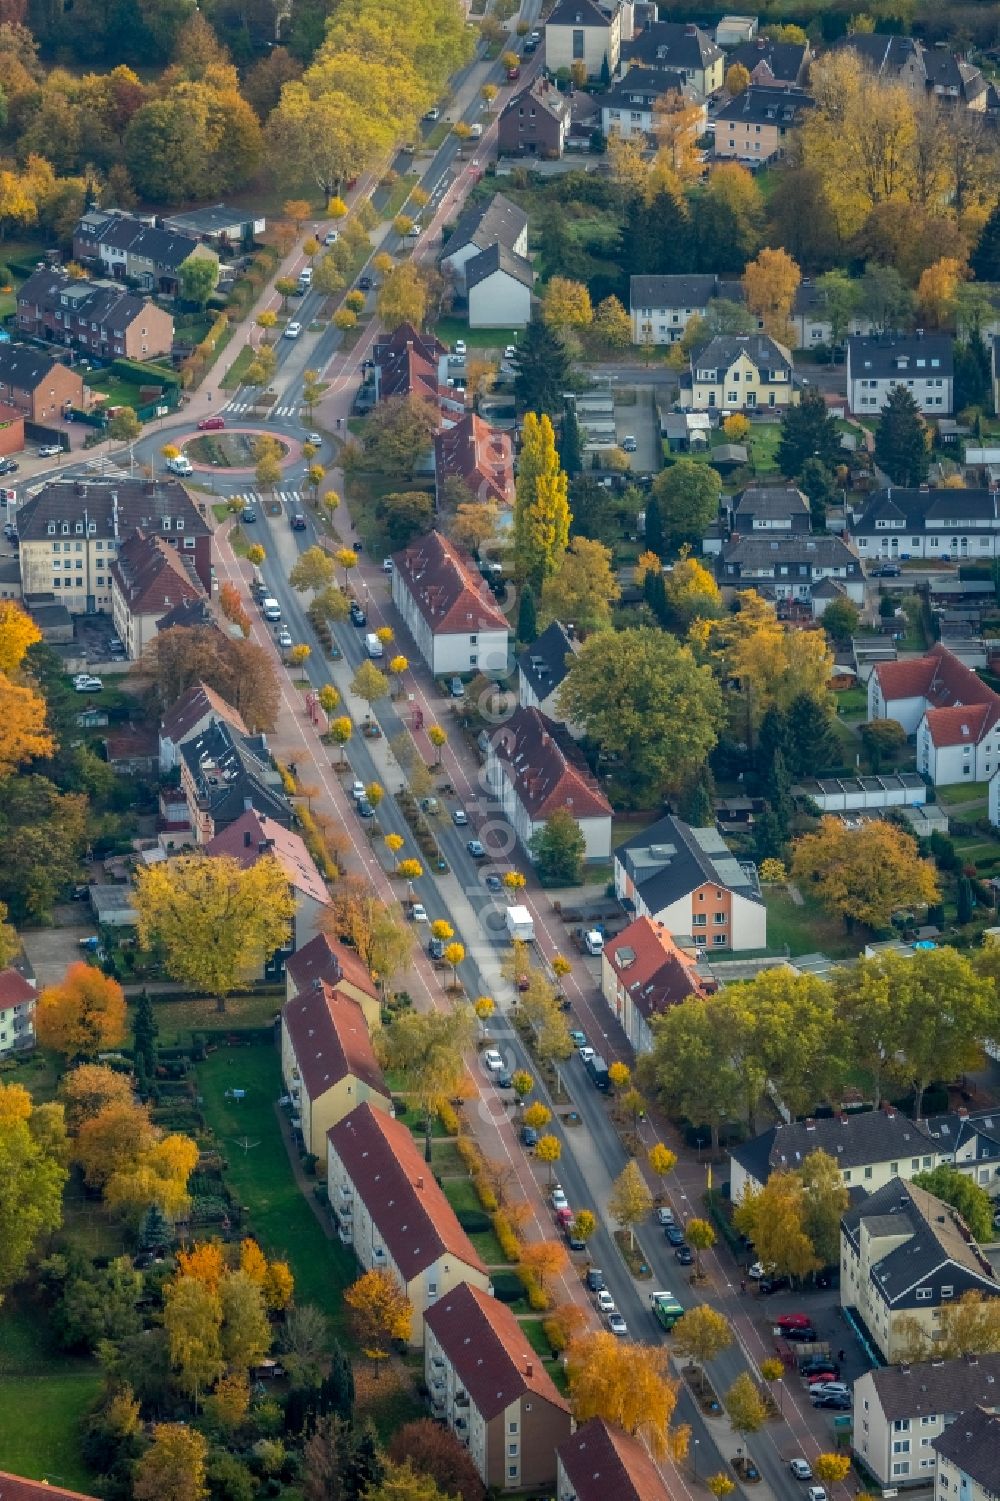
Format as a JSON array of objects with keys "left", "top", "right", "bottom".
[
  {"left": 425, "top": 1281, "right": 569, "bottom": 1420},
  {"left": 0, "top": 344, "right": 79, "bottom": 394},
  {"left": 842, "top": 1177, "right": 999, "bottom": 1307},
  {"left": 393, "top": 530, "right": 510, "bottom": 637},
  {"left": 282, "top": 981, "right": 388, "bottom": 1103},
  {"left": 179, "top": 718, "right": 289, "bottom": 830},
  {"left": 517, "top": 620, "right": 579, "bottom": 702},
  {"left": 604, "top": 916, "right": 709, "bottom": 1021},
  {"left": 604, "top": 67, "right": 694, "bottom": 108},
  {"left": 729, "top": 36, "right": 808, "bottom": 82},
  {"left": 328, "top": 1103, "right": 487, "bottom": 1279},
  {"left": 866, "top": 1352, "right": 1000, "bottom": 1422},
  {"left": 831, "top": 31, "right": 924, "bottom": 76},
  {"left": 733, "top": 486, "right": 810, "bottom": 521},
  {"left": 557, "top": 1419, "right": 669, "bottom": 1501},
  {"left": 547, "top": 0, "right": 615, "bottom": 29},
  {"left": 491, "top": 705, "right": 612, "bottom": 821},
  {"left": 850, "top": 486, "right": 999, "bottom": 537},
  {"left": 111, "top": 528, "right": 204, "bottom": 618},
  {"left": 161, "top": 682, "right": 248, "bottom": 746},
  {"left": 933, "top": 1406, "right": 1000, "bottom": 1490},
  {"left": 157, "top": 598, "right": 215, "bottom": 633},
  {"left": 507, "top": 75, "right": 572, "bottom": 121},
  {"left": 205, "top": 808, "right": 329, "bottom": 906},
  {"left": 75, "top": 210, "right": 206, "bottom": 272},
  {"left": 873, "top": 646, "right": 1000, "bottom": 747},
  {"left": 692, "top": 332, "right": 793, "bottom": 376},
  {"left": 630, "top": 273, "right": 724, "bottom": 313},
  {"left": 441, "top": 194, "right": 528, "bottom": 264},
  {"left": 284, "top": 932, "right": 378, "bottom": 1004},
  {"left": 731, "top": 1107, "right": 937, "bottom": 1186},
  {"left": 0, "top": 1474, "right": 99, "bottom": 1501},
  {"left": 434, "top": 413, "right": 514, "bottom": 507},
  {"left": 18, "top": 267, "right": 154, "bottom": 333},
  {"left": 0, "top": 968, "right": 35, "bottom": 1008},
  {"left": 719, "top": 533, "right": 862, "bottom": 575},
  {"left": 847, "top": 333, "right": 954, "bottom": 380},
  {"left": 615, "top": 813, "right": 763, "bottom": 914},
  {"left": 465, "top": 240, "right": 534, "bottom": 293}
]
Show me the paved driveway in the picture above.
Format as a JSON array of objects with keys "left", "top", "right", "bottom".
[
  {"left": 616, "top": 384, "right": 661, "bottom": 474},
  {"left": 21, "top": 906, "right": 95, "bottom": 988}
]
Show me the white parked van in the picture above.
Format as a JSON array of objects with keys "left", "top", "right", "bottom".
[
  {"left": 166, "top": 455, "right": 193, "bottom": 476},
  {"left": 365, "top": 632, "right": 383, "bottom": 658},
  {"left": 261, "top": 597, "right": 281, "bottom": 622}
]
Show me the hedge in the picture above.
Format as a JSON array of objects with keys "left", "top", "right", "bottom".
[
  {"left": 490, "top": 1271, "right": 523, "bottom": 1303},
  {"left": 111, "top": 356, "right": 181, "bottom": 389},
  {"left": 456, "top": 1209, "right": 491, "bottom": 1233}
]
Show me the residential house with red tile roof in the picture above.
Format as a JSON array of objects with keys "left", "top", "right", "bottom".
[
  {"left": 434, "top": 412, "right": 515, "bottom": 508},
  {"left": 205, "top": 808, "right": 330, "bottom": 975},
  {"left": 280, "top": 979, "right": 390, "bottom": 1166},
  {"left": 485, "top": 705, "right": 613, "bottom": 860},
  {"left": 0, "top": 968, "right": 36, "bottom": 1055},
  {"left": 391, "top": 529, "right": 510, "bottom": 677},
  {"left": 601, "top": 916, "right": 713, "bottom": 1054},
  {"left": 868, "top": 643, "right": 1000, "bottom": 785},
  {"left": 0, "top": 1474, "right": 100, "bottom": 1501},
  {"left": 110, "top": 528, "right": 205, "bottom": 660},
  {"left": 284, "top": 932, "right": 381, "bottom": 1033},
  {"left": 424, "top": 1281, "right": 571, "bottom": 1491},
  {"left": 556, "top": 1419, "right": 670, "bottom": 1501},
  {"left": 328, "top": 1103, "right": 490, "bottom": 1342}
]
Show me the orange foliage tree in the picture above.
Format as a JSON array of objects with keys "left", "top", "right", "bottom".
[{"left": 35, "top": 962, "right": 127, "bottom": 1059}]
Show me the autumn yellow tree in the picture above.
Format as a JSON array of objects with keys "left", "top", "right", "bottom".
[
  {"left": 35, "top": 963, "right": 127, "bottom": 1059},
  {"left": 733, "top": 1171, "right": 821, "bottom": 1281},
  {"left": 377, "top": 261, "right": 428, "bottom": 330},
  {"left": 135, "top": 854, "right": 296, "bottom": 1011},
  {"left": 742, "top": 246, "right": 801, "bottom": 343},
  {"left": 59, "top": 1063, "right": 134, "bottom": 1131},
  {"left": 608, "top": 1159, "right": 653, "bottom": 1248},
  {"left": 566, "top": 1331, "right": 678, "bottom": 1458},
  {"left": 672, "top": 1305, "right": 733, "bottom": 1390},
  {"left": 513, "top": 412, "right": 571, "bottom": 588},
  {"left": 917, "top": 257, "right": 965, "bottom": 328},
  {"left": 0, "top": 672, "right": 54, "bottom": 775},
  {"left": 664, "top": 553, "right": 721, "bottom": 625},
  {"left": 725, "top": 62, "right": 751, "bottom": 95},
  {"left": 539, "top": 537, "right": 620, "bottom": 634},
  {"left": 178, "top": 1241, "right": 227, "bottom": 1293},
  {"left": 345, "top": 1269, "right": 412, "bottom": 1359},
  {"left": 541, "top": 277, "right": 593, "bottom": 332},
  {"left": 75, "top": 1100, "right": 159, "bottom": 1190},
  {"left": 791, "top": 815, "right": 939, "bottom": 930},
  {"left": 133, "top": 1423, "right": 209, "bottom": 1501},
  {"left": 814, "top": 1455, "right": 852, "bottom": 1487},
  {"left": 105, "top": 1132, "right": 199, "bottom": 1224},
  {"left": 163, "top": 1274, "right": 224, "bottom": 1403},
  {"left": 0, "top": 601, "right": 41, "bottom": 675},
  {"left": 517, "top": 1239, "right": 568, "bottom": 1306},
  {"left": 653, "top": 90, "right": 704, "bottom": 184},
  {"left": 0, "top": 1080, "right": 68, "bottom": 1301}
]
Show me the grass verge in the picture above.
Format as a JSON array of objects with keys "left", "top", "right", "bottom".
[
  {"left": 0, "top": 1298, "right": 101, "bottom": 1489},
  {"left": 221, "top": 342, "right": 258, "bottom": 391}
]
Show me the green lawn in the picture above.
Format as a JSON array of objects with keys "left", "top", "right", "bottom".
[
  {"left": 834, "top": 685, "right": 868, "bottom": 719},
  {"left": 383, "top": 173, "right": 420, "bottom": 219},
  {"left": 196, "top": 1044, "right": 358, "bottom": 1332},
  {"left": 220, "top": 342, "right": 258, "bottom": 391},
  {"left": 938, "top": 782, "right": 991, "bottom": 808},
  {"left": 764, "top": 887, "right": 867, "bottom": 961},
  {"left": 131, "top": 989, "right": 283, "bottom": 1047},
  {"left": 84, "top": 371, "right": 146, "bottom": 409},
  {"left": 0, "top": 1299, "right": 101, "bottom": 1490},
  {"left": 431, "top": 316, "right": 521, "bottom": 351},
  {"left": 441, "top": 1176, "right": 509, "bottom": 1267}
]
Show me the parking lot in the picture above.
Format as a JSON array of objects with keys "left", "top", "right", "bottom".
[{"left": 615, "top": 385, "right": 661, "bottom": 474}]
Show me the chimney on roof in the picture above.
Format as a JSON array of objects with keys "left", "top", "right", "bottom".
[
  {"left": 525, "top": 1360, "right": 533, "bottom": 1378},
  {"left": 805, "top": 1118, "right": 816, "bottom": 1131},
  {"left": 958, "top": 1107, "right": 969, "bottom": 1118},
  {"left": 685, "top": 22, "right": 697, "bottom": 32},
  {"left": 417, "top": 1175, "right": 424, "bottom": 1190},
  {"left": 838, "top": 1113, "right": 849, "bottom": 1125},
  {"left": 259, "top": 840, "right": 269, "bottom": 854},
  {"left": 885, "top": 1106, "right": 897, "bottom": 1119}
]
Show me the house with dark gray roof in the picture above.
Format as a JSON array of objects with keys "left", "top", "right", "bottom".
[
  {"left": 73, "top": 210, "right": 218, "bottom": 295},
  {"left": 846, "top": 333, "right": 954, "bottom": 416},
  {"left": 684, "top": 332, "right": 796, "bottom": 412},
  {"left": 614, "top": 813, "right": 765, "bottom": 951},
  {"left": 498, "top": 76, "right": 571, "bottom": 157},
  {"left": 0, "top": 345, "right": 84, "bottom": 425},
  {"left": 728, "top": 35, "right": 810, "bottom": 85},
  {"left": 160, "top": 204, "right": 266, "bottom": 247},
  {"left": 729, "top": 485, "right": 811, "bottom": 534},
  {"left": 517, "top": 621, "right": 580, "bottom": 727},
  {"left": 832, "top": 32, "right": 986, "bottom": 109},
  {"left": 623, "top": 20, "right": 724, "bottom": 96},
  {"left": 17, "top": 267, "right": 174, "bottom": 359},
  {"left": 714, "top": 84, "right": 814, "bottom": 163},
  {"left": 841, "top": 1177, "right": 1000, "bottom": 1362},
  {"left": 848, "top": 486, "right": 1000, "bottom": 563},
  {"left": 730, "top": 1106, "right": 944, "bottom": 1203},
  {"left": 601, "top": 66, "right": 703, "bottom": 140},
  {"left": 178, "top": 718, "right": 288, "bottom": 844},
  {"left": 630, "top": 273, "right": 743, "bottom": 345},
  {"left": 853, "top": 1353, "right": 1000, "bottom": 1489},
  {"left": 933, "top": 1407, "right": 1000, "bottom": 1501},
  {"left": 466, "top": 242, "right": 534, "bottom": 330},
  {"left": 440, "top": 195, "right": 529, "bottom": 292},
  {"left": 545, "top": 0, "right": 622, "bottom": 80},
  {"left": 717, "top": 533, "right": 865, "bottom": 615}
]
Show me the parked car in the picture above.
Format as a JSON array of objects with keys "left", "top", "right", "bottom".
[
  {"left": 551, "top": 1185, "right": 569, "bottom": 1212},
  {"left": 748, "top": 1261, "right": 775, "bottom": 1280},
  {"left": 356, "top": 797, "right": 374, "bottom": 818},
  {"left": 810, "top": 1383, "right": 849, "bottom": 1398},
  {"left": 324, "top": 231, "right": 339, "bottom": 246},
  {"left": 805, "top": 1371, "right": 840, "bottom": 1387},
  {"left": 424, "top": 106, "right": 440, "bottom": 120},
  {"left": 284, "top": 321, "right": 302, "bottom": 339},
  {"left": 198, "top": 416, "right": 226, "bottom": 431},
  {"left": 358, "top": 275, "right": 373, "bottom": 291},
  {"left": 578, "top": 1046, "right": 595, "bottom": 1065},
  {"left": 812, "top": 1394, "right": 850, "bottom": 1411},
  {"left": 555, "top": 1206, "right": 573, "bottom": 1229},
  {"left": 277, "top": 628, "right": 293, "bottom": 649},
  {"left": 484, "top": 874, "right": 502, "bottom": 891},
  {"left": 520, "top": 1125, "right": 538, "bottom": 1148},
  {"left": 789, "top": 1461, "right": 813, "bottom": 1481},
  {"left": 0, "top": 457, "right": 19, "bottom": 474},
  {"left": 607, "top": 1313, "right": 628, "bottom": 1337},
  {"left": 759, "top": 1274, "right": 791, "bottom": 1295},
  {"left": 801, "top": 1358, "right": 840, "bottom": 1378},
  {"left": 675, "top": 1245, "right": 693, "bottom": 1265},
  {"left": 776, "top": 1314, "right": 813, "bottom": 1331},
  {"left": 585, "top": 1268, "right": 605, "bottom": 1292},
  {"left": 807, "top": 1487, "right": 829, "bottom": 1501},
  {"left": 428, "top": 936, "right": 445, "bottom": 960},
  {"left": 350, "top": 602, "right": 367, "bottom": 626},
  {"left": 656, "top": 1207, "right": 676, "bottom": 1227},
  {"left": 452, "top": 809, "right": 468, "bottom": 825},
  {"left": 382, "top": 558, "right": 393, "bottom": 574},
  {"left": 482, "top": 1049, "right": 504, "bottom": 1073},
  {"left": 454, "top": 339, "right": 467, "bottom": 357},
  {"left": 449, "top": 676, "right": 464, "bottom": 697},
  {"left": 73, "top": 674, "right": 103, "bottom": 692},
  {"left": 466, "top": 839, "right": 486, "bottom": 859},
  {"left": 621, "top": 435, "right": 638, "bottom": 453},
  {"left": 595, "top": 1289, "right": 615, "bottom": 1314},
  {"left": 665, "top": 1225, "right": 685, "bottom": 1247},
  {"left": 785, "top": 1325, "right": 818, "bottom": 1343},
  {"left": 37, "top": 444, "right": 62, "bottom": 458},
  {"left": 569, "top": 1030, "right": 587, "bottom": 1048}
]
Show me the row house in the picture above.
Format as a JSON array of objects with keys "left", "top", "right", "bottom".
[
  {"left": 73, "top": 210, "right": 218, "bottom": 295},
  {"left": 853, "top": 1354, "right": 1000, "bottom": 1490},
  {"left": 713, "top": 85, "right": 814, "bottom": 164},
  {"left": 630, "top": 273, "right": 874, "bottom": 349},
  {"left": 516, "top": 620, "right": 581, "bottom": 729},
  {"left": 0, "top": 346, "right": 84, "bottom": 425},
  {"left": 284, "top": 931, "right": 382, "bottom": 1029},
  {"left": 557, "top": 1419, "right": 673, "bottom": 1501},
  {"left": 933, "top": 1408, "right": 1000, "bottom": 1501},
  {"left": 717, "top": 533, "right": 865, "bottom": 616},
  {"left": 159, "top": 681, "right": 247, "bottom": 773},
  {"left": 600, "top": 66, "right": 704, "bottom": 142},
  {"left": 17, "top": 267, "right": 174, "bottom": 360},
  {"left": 327, "top": 1103, "right": 491, "bottom": 1344},
  {"left": 727, "top": 35, "right": 810, "bottom": 85},
  {"left": 848, "top": 486, "right": 1000, "bottom": 563},
  {"left": 832, "top": 33, "right": 986, "bottom": 110}
]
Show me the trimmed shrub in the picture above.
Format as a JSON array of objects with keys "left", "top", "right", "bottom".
[
  {"left": 456, "top": 1209, "right": 491, "bottom": 1233},
  {"left": 490, "top": 1270, "right": 522, "bottom": 1303}
]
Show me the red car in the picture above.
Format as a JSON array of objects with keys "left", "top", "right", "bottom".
[
  {"left": 197, "top": 416, "right": 226, "bottom": 431},
  {"left": 554, "top": 1207, "right": 573, "bottom": 1228},
  {"left": 507, "top": 64, "right": 521, "bottom": 80},
  {"left": 776, "top": 1313, "right": 812, "bottom": 1330}
]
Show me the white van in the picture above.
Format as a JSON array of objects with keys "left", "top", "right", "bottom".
[
  {"left": 584, "top": 930, "right": 604, "bottom": 956},
  {"left": 365, "top": 632, "right": 383, "bottom": 658},
  {"left": 166, "top": 455, "right": 193, "bottom": 476},
  {"left": 297, "top": 267, "right": 312, "bottom": 291},
  {"left": 261, "top": 597, "right": 281, "bottom": 622}
]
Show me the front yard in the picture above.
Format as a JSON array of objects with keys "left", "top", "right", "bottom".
[{"left": 763, "top": 887, "right": 868, "bottom": 961}]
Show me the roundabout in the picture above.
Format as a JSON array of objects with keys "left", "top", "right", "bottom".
[{"left": 174, "top": 427, "right": 301, "bottom": 475}]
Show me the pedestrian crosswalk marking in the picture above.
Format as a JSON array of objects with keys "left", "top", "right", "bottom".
[{"left": 224, "top": 397, "right": 302, "bottom": 418}]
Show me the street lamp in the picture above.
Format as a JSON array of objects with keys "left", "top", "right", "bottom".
[{"left": 692, "top": 1439, "right": 700, "bottom": 1482}]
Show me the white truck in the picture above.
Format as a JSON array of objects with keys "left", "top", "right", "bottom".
[{"left": 505, "top": 905, "right": 535, "bottom": 943}]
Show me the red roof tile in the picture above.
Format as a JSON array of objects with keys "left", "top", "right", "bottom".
[
  {"left": 434, "top": 413, "right": 514, "bottom": 507},
  {"left": 282, "top": 981, "right": 388, "bottom": 1103},
  {"left": 557, "top": 1419, "right": 669, "bottom": 1501},
  {"left": 875, "top": 644, "right": 996, "bottom": 712},
  {"left": 0, "top": 969, "right": 35, "bottom": 1007},
  {"left": 425, "top": 1282, "right": 569, "bottom": 1420},
  {"left": 160, "top": 681, "right": 248, "bottom": 744},
  {"left": 393, "top": 529, "right": 509, "bottom": 637},
  {"left": 206, "top": 809, "right": 329, "bottom": 906},
  {"left": 285, "top": 932, "right": 378, "bottom": 1005},
  {"left": 491, "top": 706, "right": 611, "bottom": 821},
  {"left": 0, "top": 1474, "right": 98, "bottom": 1501},
  {"left": 605, "top": 917, "right": 709, "bottom": 1021},
  {"left": 328, "top": 1103, "right": 487, "bottom": 1279},
  {"left": 924, "top": 702, "right": 997, "bottom": 747},
  {"left": 110, "top": 527, "right": 203, "bottom": 617}
]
